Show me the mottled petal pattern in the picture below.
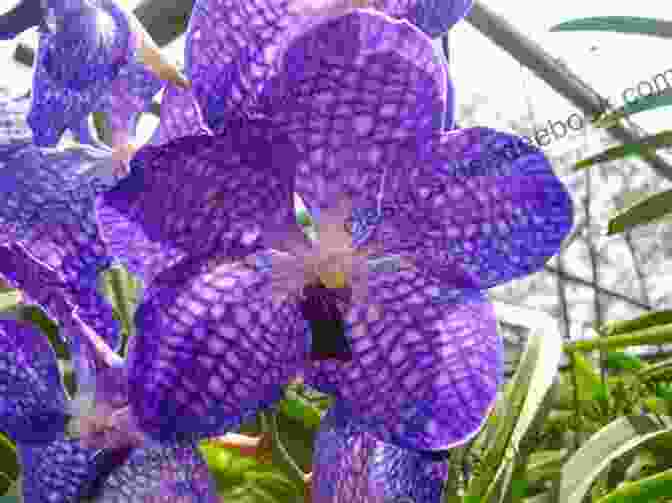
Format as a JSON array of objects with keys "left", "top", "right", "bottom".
[
  {"left": 95, "top": 443, "right": 219, "bottom": 502},
  {"left": 306, "top": 270, "right": 502, "bottom": 451},
  {"left": 100, "top": 57, "right": 163, "bottom": 148},
  {"left": 369, "top": 439, "right": 449, "bottom": 503},
  {"left": 265, "top": 10, "right": 447, "bottom": 214},
  {"left": 127, "top": 259, "right": 308, "bottom": 442},
  {"left": 28, "top": 0, "right": 133, "bottom": 146},
  {"left": 0, "top": 320, "right": 68, "bottom": 443},
  {"left": 0, "top": 141, "right": 123, "bottom": 347},
  {"left": 19, "top": 438, "right": 108, "bottom": 503},
  {"left": 0, "top": 244, "right": 73, "bottom": 330},
  {"left": 373, "top": 127, "right": 574, "bottom": 289},
  {"left": 185, "top": 0, "right": 450, "bottom": 133},
  {"left": 313, "top": 403, "right": 449, "bottom": 503},
  {"left": 148, "top": 84, "right": 212, "bottom": 147},
  {"left": 312, "top": 404, "right": 384, "bottom": 503},
  {"left": 99, "top": 120, "right": 304, "bottom": 286},
  {"left": 365, "top": 0, "right": 472, "bottom": 37}
]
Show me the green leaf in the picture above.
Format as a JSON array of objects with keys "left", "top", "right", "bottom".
[
  {"left": 596, "top": 466, "right": 672, "bottom": 503},
  {"left": 558, "top": 415, "right": 672, "bottom": 503},
  {"left": 593, "top": 89, "right": 672, "bottom": 128},
  {"left": 465, "top": 302, "right": 563, "bottom": 502},
  {"left": 277, "top": 390, "right": 323, "bottom": 430},
  {"left": 604, "top": 351, "right": 644, "bottom": 371},
  {"left": 98, "top": 265, "right": 142, "bottom": 356},
  {"left": 0, "top": 434, "right": 17, "bottom": 496},
  {"left": 564, "top": 322, "right": 672, "bottom": 352},
  {"left": 574, "top": 130, "right": 672, "bottom": 170},
  {"left": 637, "top": 356, "right": 672, "bottom": 382},
  {"left": 198, "top": 442, "right": 301, "bottom": 502},
  {"left": 606, "top": 189, "right": 672, "bottom": 235},
  {"left": 601, "top": 311, "right": 672, "bottom": 337},
  {"left": 549, "top": 16, "right": 672, "bottom": 39}
]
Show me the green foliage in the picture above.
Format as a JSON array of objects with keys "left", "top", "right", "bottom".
[
  {"left": 605, "top": 352, "right": 644, "bottom": 371},
  {"left": 199, "top": 442, "right": 302, "bottom": 502},
  {"left": 549, "top": 16, "right": 672, "bottom": 38},
  {"left": 459, "top": 302, "right": 563, "bottom": 503},
  {"left": 574, "top": 131, "right": 672, "bottom": 171},
  {"left": 558, "top": 415, "right": 672, "bottom": 503},
  {"left": 593, "top": 89, "right": 672, "bottom": 128}
]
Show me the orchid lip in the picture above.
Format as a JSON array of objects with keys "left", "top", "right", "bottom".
[{"left": 300, "top": 280, "right": 353, "bottom": 362}]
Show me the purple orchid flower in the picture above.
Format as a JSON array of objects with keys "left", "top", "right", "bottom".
[
  {"left": 0, "top": 315, "right": 220, "bottom": 501},
  {"left": 0, "top": 100, "right": 126, "bottom": 351},
  {"left": 96, "top": 5, "right": 573, "bottom": 453},
  {"left": 0, "top": 0, "right": 188, "bottom": 152},
  {"left": 311, "top": 401, "right": 450, "bottom": 503}
]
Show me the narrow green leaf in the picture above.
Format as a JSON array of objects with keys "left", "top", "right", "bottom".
[
  {"left": 558, "top": 414, "right": 672, "bottom": 503},
  {"left": 593, "top": 89, "right": 672, "bottom": 128},
  {"left": 601, "top": 310, "right": 672, "bottom": 337},
  {"left": 549, "top": 16, "right": 672, "bottom": 39},
  {"left": 606, "top": 189, "right": 672, "bottom": 235},
  {"left": 465, "top": 302, "right": 563, "bottom": 502},
  {"left": 637, "top": 356, "right": 672, "bottom": 382},
  {"left": 564, "top": 322, "right": 672, "bottom": 352},
  {"left": 595, "top": 466, "right": 672, "bottom": 503},
  {"left": 574, "top": 130, "right": 672, "bottom": 170},
  {"left": 604, "top": 351, "right": 644, "bottom": 371}
]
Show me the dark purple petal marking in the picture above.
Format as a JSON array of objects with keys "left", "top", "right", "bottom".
[
  {"left": 0, "top": 320, "right": 68, "bottom": 443},
  {"left": 99, "top": 120, "right": 304, "bottom": 287},
  {"left": 19, "top": 438, "right": 109, "bottom": 503},
  {"left": 374, "top": 127, "right": 574, "bottom": 290},
  {"left": 300, "top": 281, "right": 353, "bottom": 361},
  {"left": 126, "top": 259, "right": 308, "bottom": 442},
  {"left": 148, "top": 84, "right": 213, "bottom": 146},
  {"left": 313, "top": 403, "right": 449, "bottom": 503},
  {"left": 306, "top": 270, "right": 502, "bottom": 451},
  {"left": 0, "top": 0, "right": 45, "bottom": 40},
  {"left": 94, "top": 443, "right": 219, "bottom": 502}
]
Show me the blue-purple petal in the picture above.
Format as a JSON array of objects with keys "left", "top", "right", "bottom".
[
  {"left": 306, "top": 280, "right": 502, "bottom": 451},
  {"left": 0, "top": 320, "right": 68, "bottom": 444},
  {"left": 94, "top": 443, "right": 219, "bottom": 501},
  {"left": 19, "top": 438, "right": 112, "bottom": 503},
  {"left": 99, "top": 119, "right": 306, "bottom": 286},
  {"left": 265, "top": 10, "right": 448, "bottom": 215},
  {"left": 313, "top": 403, "right": 449, "bottom": 503},
  {"left": 126, "top": 257, "right": 308, "bottom": 442},
  {"left": 372, "top": 127, "right": 574, "bottom": 289},
  {"left": 185, "top": 0, "right": 451, "bottom": 133}
]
